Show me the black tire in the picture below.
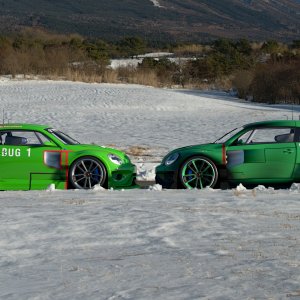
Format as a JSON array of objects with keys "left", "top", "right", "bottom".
[
  {"left": 179, "top": 156, "right": 218, "bottom": 189},
  {"left": 69, "top": 156, "right": 107, "bottom": 189}
]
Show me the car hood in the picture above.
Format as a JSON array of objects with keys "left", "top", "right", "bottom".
[
  {"left": 162, "top": 143, "right": 223, "bottom": 161},
  {"left": 169, "top": 143, "right": 222, "bottom": 154},
  {"left": 63, "top": 144, "right": 127, "bottom": 157}
]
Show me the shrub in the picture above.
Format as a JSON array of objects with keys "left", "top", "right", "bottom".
[
  {"left": 232, "top": 70, "right": 254, "bottom": 99},
  {"left": 251, "top": 62, "right": 300, "bottom": 104},
  {"left": 138, "top": 57, "right": 179, "bottom": 86}
]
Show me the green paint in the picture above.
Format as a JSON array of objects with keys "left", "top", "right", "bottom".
[
  {"left": 156, "top": 120, "right": 300, "bottom": 189},
  {"left": 0, "top": 124, "right": 136, "bottom": 190}
]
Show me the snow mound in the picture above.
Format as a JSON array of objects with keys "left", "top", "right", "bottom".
[
  {"left": 235, "top": 183, "right": 247, "bottom": 192},
  {"left": 254, "top": 185, "right": 275, "bottom": 192},
  {"left": 92, "top": 184, "right": 106, "bottom": 191},
  {"left": 290, "top": 183, "right": 300, "bottom": 191},
  {"left": 148, "top": 184, "right": 163, "bottom": 191},
  {"left": 46, "top": 183, "right": 56, "bottom": 191}
]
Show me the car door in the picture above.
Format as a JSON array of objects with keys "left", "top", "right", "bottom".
[
  {"left": 226, "top": 127, "right": 296, "bottom": 181},
  {"left": 0, "top": 130, "right": 63, "bottom": 190}
]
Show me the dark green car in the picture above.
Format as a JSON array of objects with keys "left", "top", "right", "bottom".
[
  {"left": 0, "top": 124, "right": 136, "bottom": 190},
  {"left": 156, "top": 120, "right": 300, "bottom": 189}
]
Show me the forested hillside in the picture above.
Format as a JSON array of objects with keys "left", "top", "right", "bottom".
[{"left": 0, "top": 0, "right": 299, "bottom": 41}]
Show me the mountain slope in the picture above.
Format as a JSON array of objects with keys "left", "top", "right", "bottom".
[{"left": 0, "top": 0, "right": 299, "bottom": 41}]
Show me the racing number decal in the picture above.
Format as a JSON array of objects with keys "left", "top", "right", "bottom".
[{"left": 1, "top": 148, "right": 31, "bottom": 157}]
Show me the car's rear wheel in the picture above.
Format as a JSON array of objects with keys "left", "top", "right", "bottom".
[
  {"left": 69, "top": 156, "right": 107, "bottom": 189},
  {"left": 179, "top": 156, "right": 218, "bottom": 189}
]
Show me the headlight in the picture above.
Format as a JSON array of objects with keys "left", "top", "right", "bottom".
[
  {"left": 108, "top": 154, "right": 123, "bottom": 165},
  {"left": 165, "top": 153, "right": 179, "bottom": 166}
]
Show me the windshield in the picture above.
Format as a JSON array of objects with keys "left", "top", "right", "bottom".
[
  {"left": 47, "top": 129, "right": 80, "bottom": 145},
  {"left": 214, "top": 127, "right": 243, "bottom": 144}
]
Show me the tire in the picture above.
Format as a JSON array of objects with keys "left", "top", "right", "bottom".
[
  {"left": 179, "top": 156, "right": 218, "bottom": 189},
  {"left": 69, "top": 156, "right": 107, "bottom": 189}
]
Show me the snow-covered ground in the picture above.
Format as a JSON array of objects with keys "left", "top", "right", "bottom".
[
  {"left": 110, "top": 52, "right": 173, "bottom": 70},
  {"left": 0, "top": 79, "right": 299, "bottom": 299}
]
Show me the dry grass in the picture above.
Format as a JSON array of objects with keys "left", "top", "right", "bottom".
[
  {"left": 126, "top": 146, "right": 151, "bottom": 156},
  {"left": 41, "top": 68, "right": 120, "bottom": 84},
  {"left": 46, "top": 69, "right": 102, "bottom": 83},
  {"left": 102, "top": 69, "right": 118, "bottom": 83},
  {"left": 133, "top": 70, "right": 159, "bottom": 86},
  {"left": 117, "top": 67, "right": 159, "bottom": 86}
]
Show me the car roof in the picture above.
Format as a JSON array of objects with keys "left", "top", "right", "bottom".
[
  {"left": 244, "top": 120, "right": 300, "bottom": 129},
  {"left": 0, "top": 123, "right": 50, "bottom": 131}
]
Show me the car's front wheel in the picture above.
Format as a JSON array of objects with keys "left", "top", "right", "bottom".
[
  {"left": 69, "top": 156, "right": 107, "bottom": 189},
  {"left": 179, "top": 156, "right": 218, "bottom": 189}
]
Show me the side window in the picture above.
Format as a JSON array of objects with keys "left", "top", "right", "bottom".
[
  {"left": 35, "top": 132, "right": 52, "bottom": 145},
  {"left": 235, "top": 130, "right": 253, "bottom": 145},
  {"left": 249, "top": 128, "right": 295, "bottom": 144},
  {"left": 0, "top": 131, "right": 51, "bottom": 146}
]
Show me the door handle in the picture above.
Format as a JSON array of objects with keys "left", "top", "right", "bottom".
[{"left": 283, "top": 149, "right": 294, "bottom": 154}]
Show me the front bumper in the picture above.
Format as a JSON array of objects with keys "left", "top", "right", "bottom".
[
  {"left": 155, "top": 164, "right": 179, "bottom": 189},
  {"left": 109, "top": 163, "right": 137, "bottom": 188}
]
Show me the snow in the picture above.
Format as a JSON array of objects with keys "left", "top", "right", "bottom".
[
  {"left": 0, "top": 79, "right": 299, "bottom": 299},
  {"left": 110, "top": 52, "right": 173, "bottom": 70},
  {"left": 149, "top": 0, "right": 163, "bottom": 8},
  {"left": 136, "top": 52, "right": 173, "bottom": 58},
  {"left": 110, "top": 58, "right": 142, "bottom": 70}
]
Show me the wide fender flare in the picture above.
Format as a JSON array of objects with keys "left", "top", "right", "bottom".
[
  {"left": 68, "top": 151, "right": 113, "bottom": 175},
  {"left": 180, "top": 150, "right": 223, "bottom": 167}
]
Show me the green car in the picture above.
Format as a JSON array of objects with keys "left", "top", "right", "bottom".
[
  {"left": 156, "top": 120, "right": 300, "bottom": 189},
  {"left": 0, "top": 124, "right": 136, "bottom": 190}
]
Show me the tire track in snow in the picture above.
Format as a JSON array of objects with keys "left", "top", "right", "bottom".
[{"left": 0, "top": 80, "right": 295, "bottom": 157}]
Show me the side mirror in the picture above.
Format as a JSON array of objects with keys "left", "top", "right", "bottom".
[{"left": 235, "top": 139, "right": 243, "bottom": 145}]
